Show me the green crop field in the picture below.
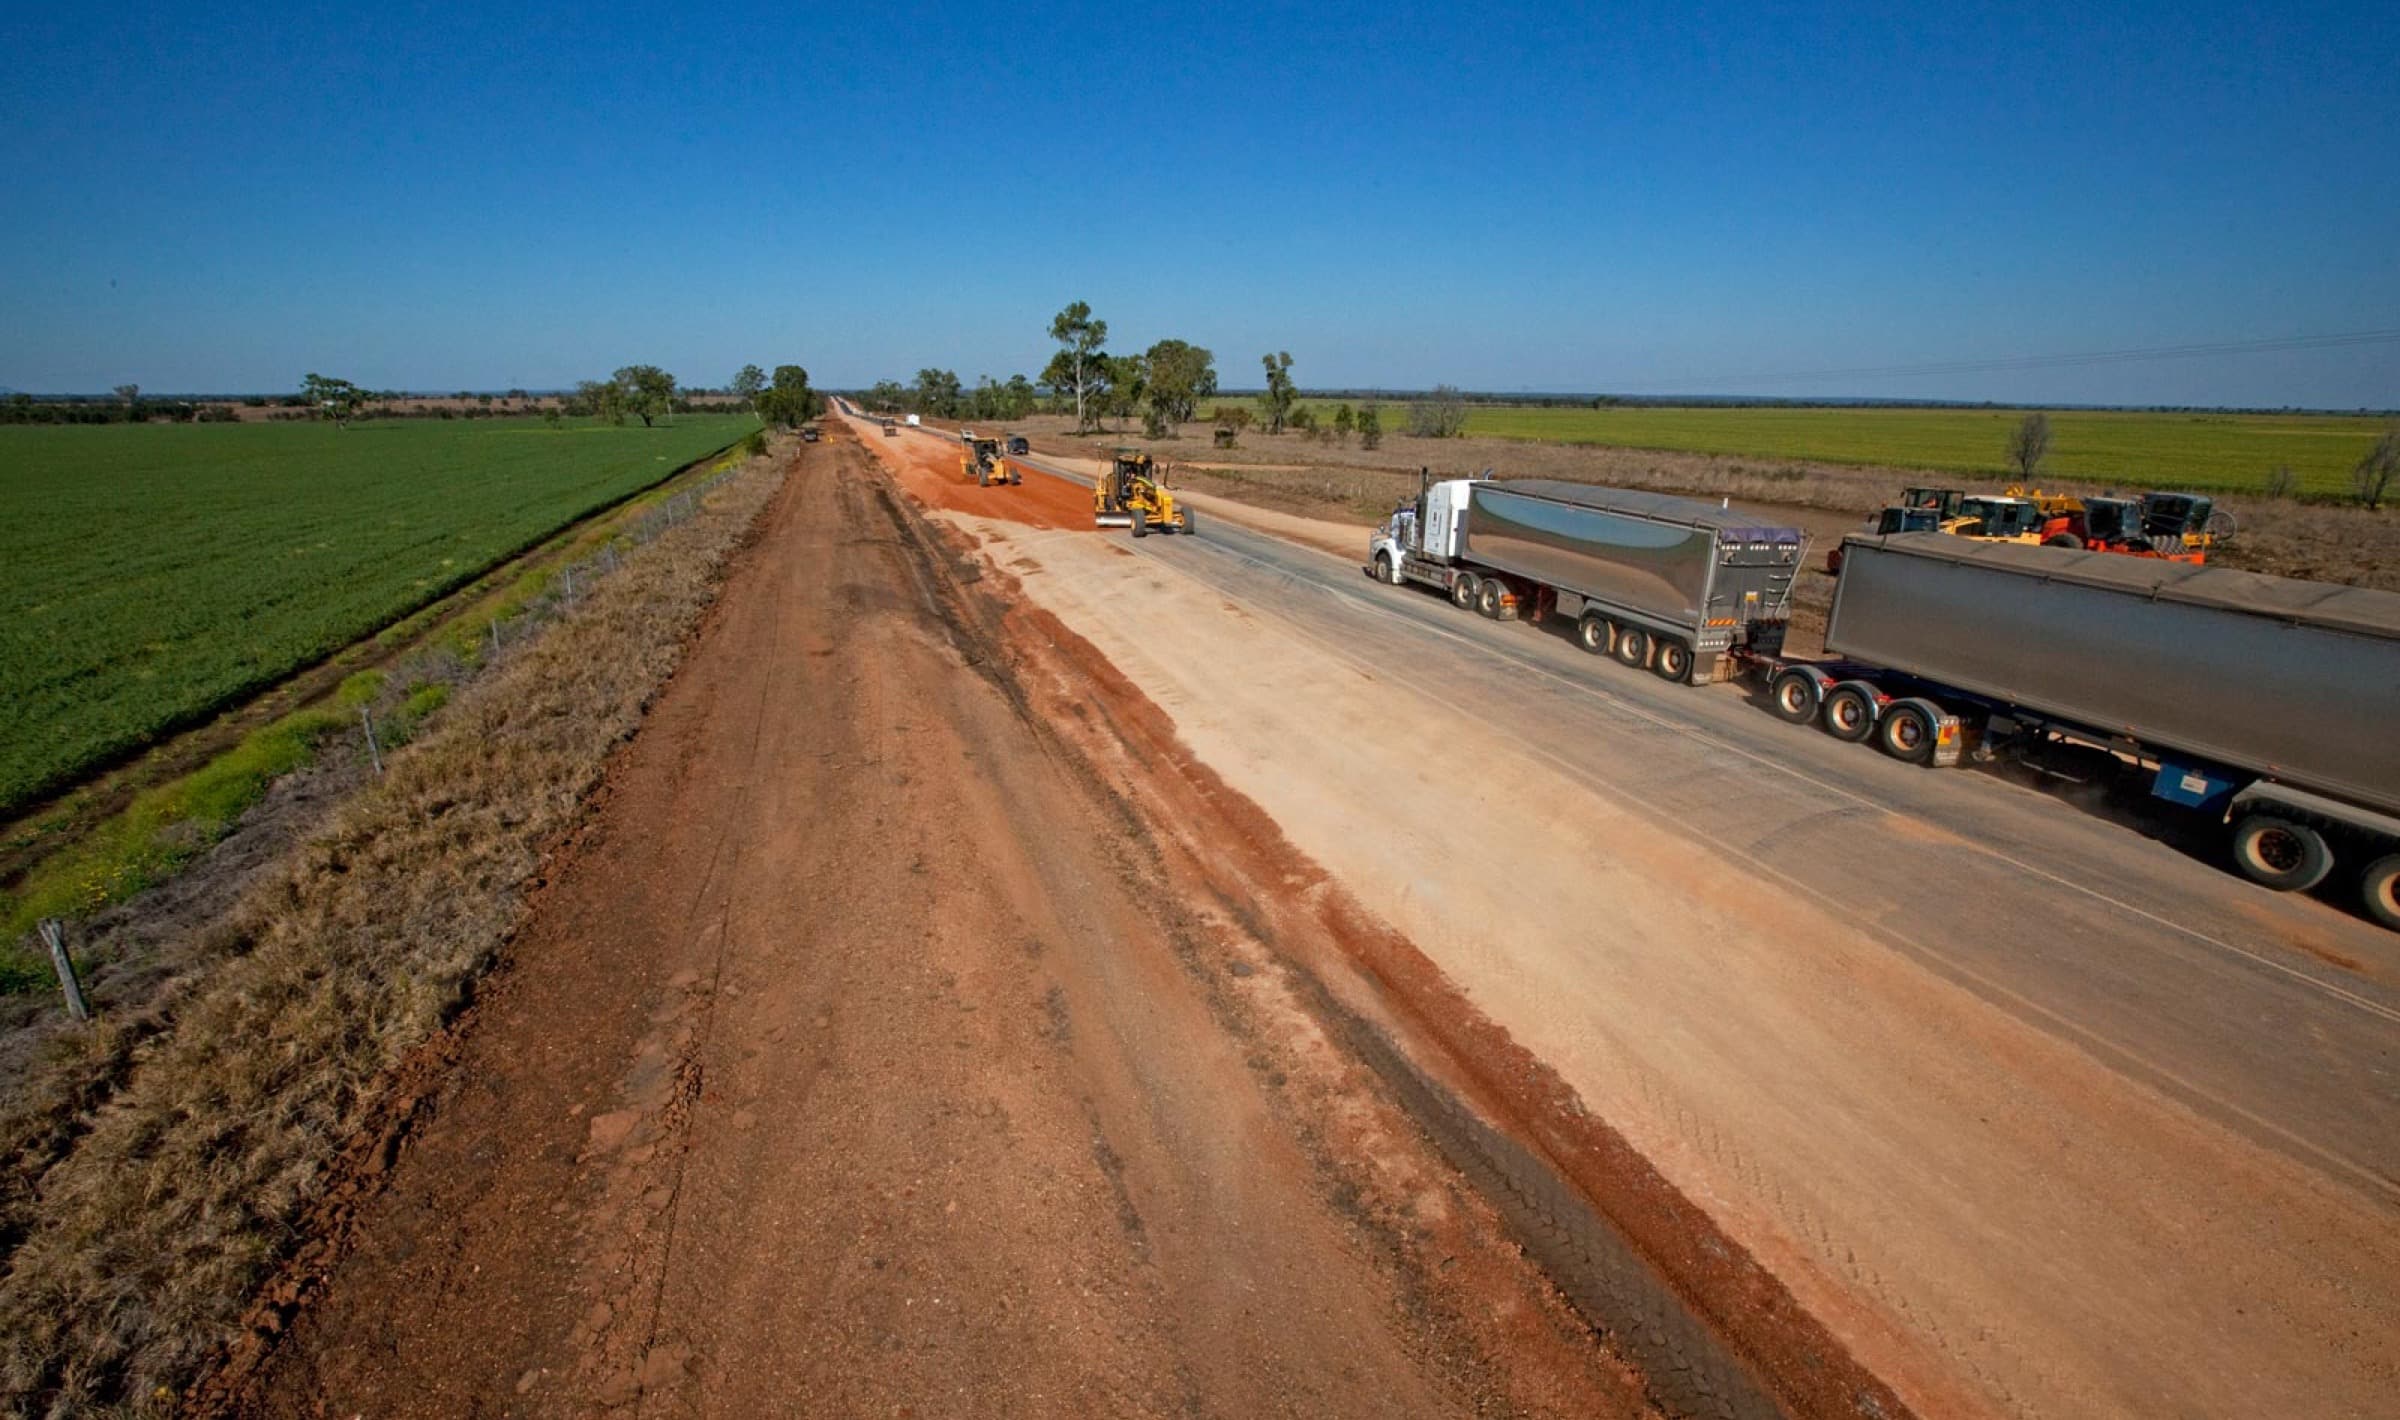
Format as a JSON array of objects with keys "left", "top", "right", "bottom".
[
  {"left": 1279, "top": 402, "right": 2383, "bottom": 495},
  {"left": 0, "top": 415, "right": 751, "bottom": 816}
]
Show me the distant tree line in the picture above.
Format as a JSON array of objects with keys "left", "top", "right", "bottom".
[{"left": 1, "top": 389, "right": 243, "bottom": 424}]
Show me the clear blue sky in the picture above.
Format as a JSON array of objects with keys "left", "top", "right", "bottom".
[{"left": 3, "top": 0, "right": 2395, "bottom": 406}]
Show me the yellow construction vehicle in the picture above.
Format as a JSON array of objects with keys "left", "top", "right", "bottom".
[
  {"left": 959, "top": 432, "right": 1019, "bottom": 486},
  {"left": 1094, "top": 451, "right": 1194, "bottom": 537}
]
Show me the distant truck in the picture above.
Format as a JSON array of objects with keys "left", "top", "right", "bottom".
[
  {"left": 905, "top": 413, "right": 922, "bottom": 427},
  {"left": 1760, "top": 532, "right": 2400, "bottom": 926},
  {"left": 1368, "top": 477, "right": 1804, "bottom": 683}
]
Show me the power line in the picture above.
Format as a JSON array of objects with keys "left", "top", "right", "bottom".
[{"left": 1612, "top": 328, "right": 2400, "bottom": 391}]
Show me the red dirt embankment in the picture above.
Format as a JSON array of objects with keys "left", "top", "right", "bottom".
[{"left": 867, "top": 424, "right": 1092, "bottom": 529}]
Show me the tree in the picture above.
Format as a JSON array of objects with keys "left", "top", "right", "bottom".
[
  {"left": 1258, "top": 351, "right": 1296, "bottom": 433},
  {"left": 113, "top": 383, "right": 139, "bottom": 409},
  {"left": 1002, "top": 374, "right": 1038, "bottom": 420},
  {"left": 576, "top": 378, "right": 624, "bottom": 424},
  {"left": 731, "top": 364, "right": 767, "bottom": 418},
  {"left": 1407, "top": 384, "right": 1469, "bottom": 438},
  {"left": 1142, "top": 339, "right": 1217, "bottom": 433},
  {"left": 912, "top": 368, "right": 963, "bottom": 418},
  {"left": 868, "top": 379, "right": 908, "bottom": 413},
  {"left": 612, "top": 365, "right": 677, "bottom": 427},
  {"left": 1333, "top": 403, "right": 1356, "bottom": 444},
  {"left": 1102, "top": 354, "right": 1147, "bottom": 431},
  {"left": 2005, "top": 411, "right": 2051, "bottom": 482},
  {"left": 757, "top": 364, "right": 821, "bottom": 428},
  {"left": 302, "top": 372, "right": 366, "bottom": 428},
  {"left": 2355, "top": 426, "right": 2400, "bottom": 510},
  {"left": 1358, "top": 401, "right": 1383, "bottom": 450},
  {"left": 1048, "top": 301, "right": 1108, "bottom": 432}
]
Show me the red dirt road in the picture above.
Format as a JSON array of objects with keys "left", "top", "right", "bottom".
[{"left": 231, "top": 431, "right": 1648, "bottom": 1416}]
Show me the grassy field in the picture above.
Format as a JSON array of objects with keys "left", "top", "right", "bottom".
[
  {"left": 0, "top": 415, "right": 752, "bottom": 816},
  {"left": 1253, "top": 401, "right": 2387, "bottom": 496}
]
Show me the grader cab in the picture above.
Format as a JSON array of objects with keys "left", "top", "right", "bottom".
[
  {"left": 1094, "top": 452, "right": 1194, "bottom": 537},
  {"left": 960, "top": 433, "right": 1019, "bottom": 487}
]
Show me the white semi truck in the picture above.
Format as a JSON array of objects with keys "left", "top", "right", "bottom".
[{"left": 1367, "top": 476, "right": 1806, "bottom": 683}]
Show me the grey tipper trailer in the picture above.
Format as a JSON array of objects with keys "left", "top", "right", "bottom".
[
  {"left": 1761, "top": 532, "right": 2400, "bottom": 926},
  {"left": 1367, "top": 476, "right": 1805, "bottom": 683}
]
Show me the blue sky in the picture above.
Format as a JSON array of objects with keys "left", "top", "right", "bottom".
[{"left": 2, "top": 0, "right": 2395, "bottom": 405}]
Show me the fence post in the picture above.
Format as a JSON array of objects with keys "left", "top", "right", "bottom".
[
  {"left": 489, "top": 618, "right": 503, "bottom": 657},
  {"left": 37, "top": 920, "right": 91, "bottom": 1023},
  {"left": 561, "top": 564, "right": 576, "bottom": 608},
  {"left": 360, "top": 705, "right": 383, "bottom": 775}
]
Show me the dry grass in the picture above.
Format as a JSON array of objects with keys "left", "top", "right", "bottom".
[{"left": 0, "top": 444, "right": 788, "bottom": 1414}]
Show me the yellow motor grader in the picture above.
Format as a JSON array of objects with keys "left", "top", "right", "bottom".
[
  {"left": 1093, "top": 452, "right": 1193, "bottom": 537},
  {"left": 959, "top": 432, "right": 1020, "bottom": 487}
]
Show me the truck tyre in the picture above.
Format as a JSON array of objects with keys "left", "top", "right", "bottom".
[
  {"left": 2230, "top": 814, "right": 2334, "bottom": 893},
  {"left": 1577, "top": 615, "right": 1611, "bottom": 655},
  {"left": 1876, "top": 702, "right": 1938, "bottom": 764},
  {"left": 1653, "top": 638, "right": 1693, "bottom": 682},
  {"left": 1374, "top": 552, "right": 1396, "bottom": 584},
  {"left": 1769, "top": 669, "right": 1821, "bottom": 723},
  {"left": 1612, "top": 627, "right": 1649, "bottom": 668},
  {"left": 1478, "top": 578, "right": 1515, "bottom": 620},
  {"left": 1821, "top": 684, "right": 1878, "bottom": 743},
  {"left": 1452, "top": 573, "right": 1480, "bottom": 610},
  {"left": 2361, "top": 855, "right": 2400, "bottom": 931}
]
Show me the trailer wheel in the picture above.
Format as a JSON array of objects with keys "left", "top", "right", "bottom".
[
  {"left": 1820, "top": 684, "right": 1878, "bottom": 743},
  {"left": 2230, "top": 814, "right": 2334, "bottom": 893},
  {"left": 1477, "top": 578, "right": 1515, "bottom": 620},
  {"left": 1769, "top": 670, "right": 1820, "bottom": 723},
  {"left": 1653, "top": 638, "right": 1693, "bottom": 683},
  {"left": 2361, "top": 855, "right": 2400, "bottom": 931},
  {"left": 1452, "top": 573, "right": 1480, "bottom": 610},
  {"left": 1876, "top": 702, "right": 1938, "bottom": 764},
  {"left": 1612, "top": 626, "right": 1649, "bottom": 668}
]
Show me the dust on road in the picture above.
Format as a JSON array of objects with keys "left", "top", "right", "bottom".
[{"left": 232, "top": 430, "right": 1649, "bottom": 1417}]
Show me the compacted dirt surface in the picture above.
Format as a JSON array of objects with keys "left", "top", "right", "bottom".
[
  {"left": 232, "top": 430, "right": 1654, "bottom": 1417},
  {"left": 846, "top": 419, "right": 2400, "bottom": 1420}
]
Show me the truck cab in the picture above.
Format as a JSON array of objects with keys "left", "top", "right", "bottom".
[{"left": 1369, "top": 475, "right": 1473, "bottom": 579}]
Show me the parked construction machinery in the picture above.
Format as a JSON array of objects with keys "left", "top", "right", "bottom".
[
  {"left": 1094, "top": 452, "right": 1194, "bottom": 536},
  {"left": 959, "top": 432, "right": 1020, "bottom": 487},
  {"left": 1828, "top": 488, "right": 2041, "bottom": 572},
  {"left": 1830, "top": 485, "right": 2225, "bottom": 572},
  {"left": 2012, "top": 487, "right": 2222, "bottom": 560}
]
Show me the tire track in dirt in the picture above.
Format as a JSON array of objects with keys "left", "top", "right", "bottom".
[
  {"left": 227, "top": 423, "right": 1650, "bottom": 1418},
  {"left": 848, "top": 415, "right": 1912, "bottom": 1419}
]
